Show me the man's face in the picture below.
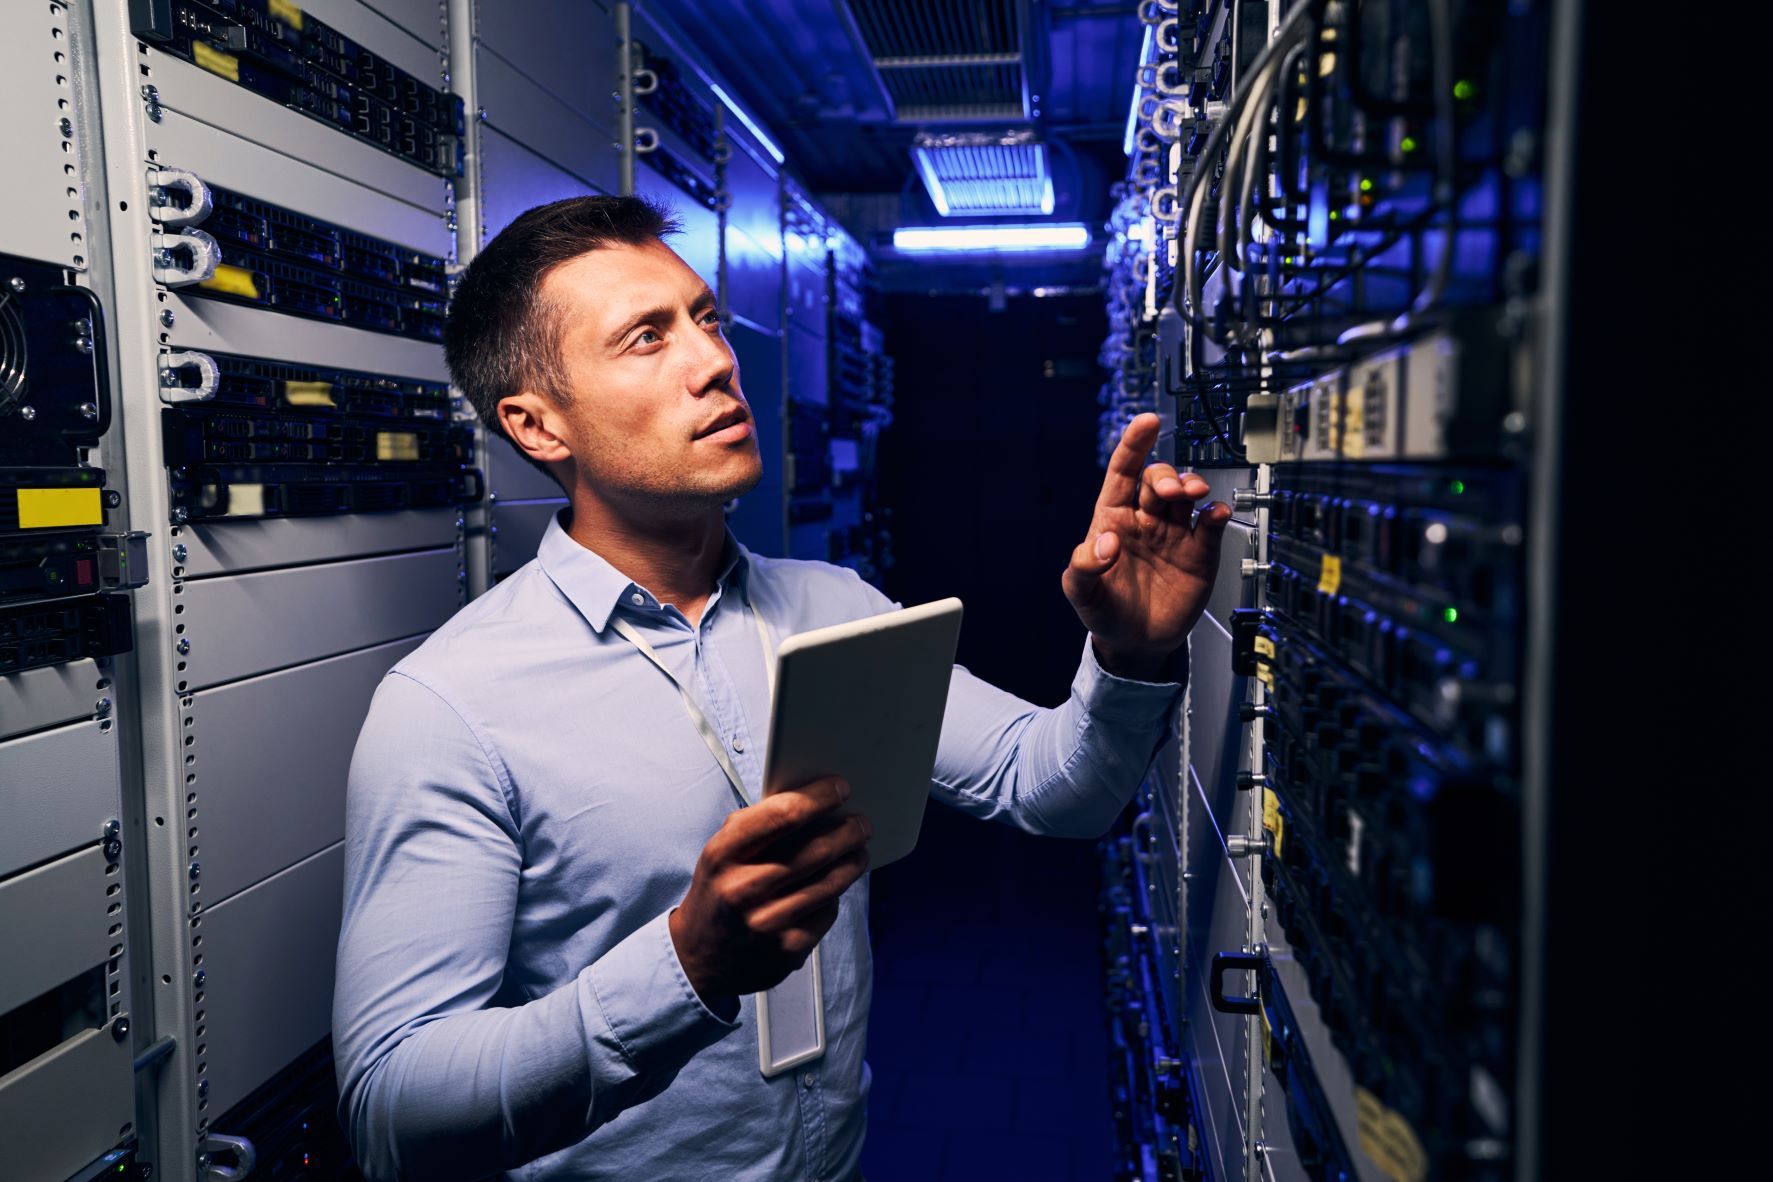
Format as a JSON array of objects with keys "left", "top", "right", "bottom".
[{"left": 531, "top": 240, "right": 761, "bottom": 508}]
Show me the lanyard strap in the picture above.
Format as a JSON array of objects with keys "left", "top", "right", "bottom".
[{"left": 607, "top": 592, "right": 774, "bottom": 808}]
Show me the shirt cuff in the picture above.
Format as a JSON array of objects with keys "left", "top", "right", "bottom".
[
  {"left": 584, "top": 909, "right": 740, "bottom": 1075},
  {"left": 1074, "top": 637, "right": 1187, "bottom": 719}
]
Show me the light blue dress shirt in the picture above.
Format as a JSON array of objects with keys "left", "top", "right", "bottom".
[{"left": 333, "top": 513, "right": 1183, "bottom": 1182}]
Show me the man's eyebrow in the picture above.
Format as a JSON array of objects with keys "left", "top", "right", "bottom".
[{"left": 601, "top": 288, "right": 718, "bottom": 350}]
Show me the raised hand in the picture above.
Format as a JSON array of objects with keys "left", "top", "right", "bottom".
[
  {"left": 669, "top": 777, "right": 871, "bottom": 1004},
  {"left": 1061, "top": 413, "right": 1233, "bottom": 680}
]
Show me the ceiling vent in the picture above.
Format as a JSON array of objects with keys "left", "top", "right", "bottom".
[
  {"left": 844, "top": 0, "right": 1029, "bottom": 122},
  {"left": 912, "top": 129, "right": 1053, "bottom": 216}
]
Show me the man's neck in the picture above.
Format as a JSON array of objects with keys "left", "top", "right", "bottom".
[{"left": 563, "top": 490, "right": 728, "bottom": 625}]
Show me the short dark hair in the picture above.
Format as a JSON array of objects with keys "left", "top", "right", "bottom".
[{"left": 444, "top": 195, "right": 682, "bottom": 478}]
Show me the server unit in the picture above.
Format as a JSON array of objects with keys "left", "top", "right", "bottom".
[{"left": 1102, "top": 2, "right": 1561, "bottom": 1180}]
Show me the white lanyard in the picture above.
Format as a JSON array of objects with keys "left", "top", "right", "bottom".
[{"left": 607, "top": 590, "right": 775, "bottom": 808}]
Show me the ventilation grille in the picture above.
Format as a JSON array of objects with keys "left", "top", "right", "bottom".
[
  {"left": 912, "top": 131, "right": 1052, "bottom": 216},
  {"left": 846, "top": 0, "right": 1027, "bottom": 122}
]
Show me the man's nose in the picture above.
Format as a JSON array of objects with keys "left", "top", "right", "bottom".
[{"left": 686, "top": 319, "right": 736, "bottom": 396}]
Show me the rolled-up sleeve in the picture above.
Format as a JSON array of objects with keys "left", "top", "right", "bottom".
[{"left": 332, "top": 672, "right": 738, "bottom": 1182}]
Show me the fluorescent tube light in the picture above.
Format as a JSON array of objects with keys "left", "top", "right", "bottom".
[
  {"left": 709, "top": 83, "right": 785, "bottom": 165},
  {"left": 892, "top": 224, "right": 1092, "bottom": 253}
]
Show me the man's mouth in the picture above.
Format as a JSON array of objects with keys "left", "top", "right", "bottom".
[{"left": 695, "top": 407, "right": 753, "bottom": 442}]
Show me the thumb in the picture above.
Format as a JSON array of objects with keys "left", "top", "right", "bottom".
[
  {"left": 1062, "top": 530, "right": 1121, "bottom": 602},
  {"left": 1187, "top": 502, "right": 1232, "bottom": 573}
]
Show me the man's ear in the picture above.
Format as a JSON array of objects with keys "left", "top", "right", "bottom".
[{"left": 496, "top": 390, "right": 573, "bottom": 468}]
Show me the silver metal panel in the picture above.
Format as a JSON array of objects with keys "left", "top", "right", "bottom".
[
  {"left": 161, "top": 291, "right": 448, "bottom": 382},
  {"left": 146, "top": 106, "right": 451, "bottom": 256},
  {"left": 356, "top": 0, "right": 448, "bottom": 50},
  {"left": 637, "top": 163, "right": 719, "bottom": 286},
  {"left": 0, "top": 659, "right": 105, "bottom": 740},
  {"left": 144, "top": 49, "right": 442, "bottom": 211},
  {"left": 488, "top": 436, "right": 566, "bottom": 503},
  {"left": 1263, "top": 951, "right": 1386, "bottom": 1182},
  {"left": 725, "top": 224, "right": 784, "bottom": 333},
  {"left": 179, "top": 509, "right": 461, "bottom": 578},
  {"left": 198, "top": 842, "right": 345, "bottom": 1117},
  {"left": 787, "top": 322, "right": 828, "bottom": 407},
  {"left": 177, "top": 548, "right": 460, "bottom": 690},
  {"left": 1189, "top": 614, "right": 1255, "bottom": 897},
  {"left": 479, "top": 126, "right": 600, "bottom": 242},
  {"left": 190, "top": 636, "right": 424, "bottom": 905},
  {"left": 476, "top": 0, "right": 617, "bottom": 128},
  {"left": 0, "top": 719, "right": 118, "bottom": 881},
  {"left": 0, "top": 1027, "right": 133, "bottom": 1182},
  {"left": 492, "top": 500, "right": 566, "bottom": 576},
  {"left": 478, "top": 46, "right": 618, "bottom": 189},
  {"left": 0, "top": 2, "right": 89, "bottom": 268},
  {"left": 1183, "top": 840, "right": 1257, "bottom": 1182},
  {"left": 0, "top": 845, "right": 114, "bottom": 1015},
  {"left": 287, "top": 0, "right": 445, "bottom": 82},
  {"left": 725, "top": 143, "right": 782, "bottom": 267}
]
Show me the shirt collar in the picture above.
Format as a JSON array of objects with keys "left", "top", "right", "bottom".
[{"left": 536, "top": 509, "right": 752, "bottom": 634}]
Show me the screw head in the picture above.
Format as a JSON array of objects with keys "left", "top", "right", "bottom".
[
  {"left": 197, "top": 1078, "right": 210, "bottom": 1098},
  {"left": 96, "top": 696, "right": 112, "bottom": 715},
  {"left": 176, "top": 637, "right": 191, "bottom": 654},
  {"left": 188, "top": 860, "right": 201, "bottom": 879},
  {"left": 104, "top": 838, "right": 123, "bottom": 860},
  {"left": 7, "top": 276, "right": 24, "bottom": 291},
  {"left": 170, "top": 508, "right": 188, "bottom": 524},
  {"left": 59, "top": 117, "right": 74, "bottom": 138},
  {"left": 173, "top": 543, "right": 188, "bottom": 562},
  {"left": 79, "top": 401, "right": 98, "bottom": 420},
  {"left": 18, "top": 405, "right": 36, "bottom": 421},
  {"left": 160, "top": 308, "right": 175, "bottom": 327},
  {"left": 111, "top": 1016, "right": 130, "bottom": 1042}
]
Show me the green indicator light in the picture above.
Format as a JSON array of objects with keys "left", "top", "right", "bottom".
[
  {"left": 1400, "top": 135, "right": 1418, "bottom": 153},
  {"left": 1359, "top": 177, "right": 1374, "bottom": 192},
  {"left": 1442, "top": 606, "right": 1459, "bottom": 624},
  {"left": 1329, "top": 210, "right": 1340, "bottom": 221},
  {"left": 1449, "top": 479, "right": 1465, "bottom": 494},
  {"left": 1453, "top": 79, "right": 1475, "bottom": 100}
]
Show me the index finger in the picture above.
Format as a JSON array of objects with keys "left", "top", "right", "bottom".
[
  {"left": 718, "top": 776, "right": 850, "bottom": 857},
  {"left": 1097, "top": 414, "right": 1162, "bottom": 512}
]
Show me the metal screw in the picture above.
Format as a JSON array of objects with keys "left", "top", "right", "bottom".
[
  {"left": 1502, "top": 411, "right": 1527, "bottom": 434},
  {"left": 173, "top": 543, "right": 187, "bottom": 562},
  {"left": 18, "top": 406, "right": 35, "bottom": 422},
  {"left": 1226, "top": 834, "right": 1267, "bottom": 856},
  {"left": 96, "top": 696, "right": 112, "bottom": 716},
  {"left": 104, "top": 820, "right": 120, "bottom": 840},
  {"left": 160, "top": 308, "right": 175, "bottom": 327},
  {"left": 104, "top": 838, "right": 123, "bottom": 860},
  {"left": 188, "top": 860, "right": 201, "bottom": 879},
  {"left": 79, "top": 402, "right": 98, "bottom": 420},
  {"left": 197, "top": 1078, "right": 209, "bottom": 1098},
  {"left": 176, "top": 637, "right": 190, "bottom": 654},
  {"left": 1240, "top": 559, "right": 1271, "bottom": 578},
  {"left": 112, "top": 1016, "right": 130, "bottom": 1042},
  {"left": 7, "top": 276, "right": 24, "bottom": 292},
  {"left": 59, "top": 117, "right": 73, "bottom": 138},
  {"left": 170, "top": 508, "right": 188, "bottom": 524},
  {"left": 1232, "top": 488, "right": 1271, "bottom": 511},
  {"left": 192, "top": 969, "right": 206, "bottom": 988}
]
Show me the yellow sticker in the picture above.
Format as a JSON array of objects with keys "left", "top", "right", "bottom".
[
  {"left": 16, "top": 487, "right": 103, "bottom": 529},
  {"left": 377, "top": 431, "right": 421, "bottom": 461},
  {"left": 1260, "top": 1009, "right": 1273, "bottom": 1067},
  {"left": 1261, "top": 787, "right": 1284, "bottom": 857},
  {"left": 1256, "top": 663, "right": 1274, "bottom": 690},
  {"left": 1355, "top": 1088, "right": 1428, "bottom": 1182},
  {"left": 1342, "top": 389, "right": 1365, "bottom": 458},
  {"left": 1317, "top": 553, "right": 1342, "bottom": 595},
  {"left": 192, "top": 41, "right": 240, "bottom": 82},
  {"left": 268, "top": 0, "right": 305, "bottom": 29},
  {"left": 199, "top": 264, "right": 261, "bottom": 299},
  {"left": 282, "top": 380, "right": 337, "bottom": 408},
  {"left": 1254, "top": 635, "right": 1276, "bottom": 658},
  {"left": 224, "top": 483, "right": 266, "bottom": 517}
]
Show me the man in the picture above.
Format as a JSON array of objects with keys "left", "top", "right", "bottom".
[{"left": 333, "top": 195, "right": 1231, "bottom": 1181}]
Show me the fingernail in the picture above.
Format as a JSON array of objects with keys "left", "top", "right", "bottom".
[
  {"left": 1094, "top": 532, "right": 1114, "bottom": 560},
  {"left": 835, "top": 779, "right": 851, "bottom": 802}
]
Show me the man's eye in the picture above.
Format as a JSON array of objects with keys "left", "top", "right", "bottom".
[
  {"left": 636, "top": 330, "right": 661, "bottom": 346},
  {"left": 700, "top": 310, "right": 722, "bottom": 327}
]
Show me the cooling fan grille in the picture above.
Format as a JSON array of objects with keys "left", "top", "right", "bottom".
[{"left": 0, "top": 288, "right": 26, "bottom": 415}]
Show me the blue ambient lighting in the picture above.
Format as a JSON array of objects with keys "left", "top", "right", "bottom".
[
  {"left": 893, "top": 224, "right": 1093, "bottom": 253},
  {"left": 708, "top": 83, "right": 785, "bottom": 165},
  {"left": 911, "top": 137, "right": 1055, "bottom": 217},
  {"left": 1123, "top": 23, "right": 1157, "bottom": 157}
]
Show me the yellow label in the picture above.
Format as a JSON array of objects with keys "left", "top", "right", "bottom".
[
  {"left": 1260, "top": 1009, "right": 1273, "bottom": 1067},
  {"left": 1261, "top": 787, "right": 1284, "bottom": 857},
  {"left": 268, "top": 0, "right": 305, "bottom": 29},
  {"left": 377, "top": 431, "right": 421, "bottom": 461},
  {"left": 224, "top": 483, "right": 266, "bottom": 517},
  {"left": 1254, "top": 635, "right": 1275, "bottom": 659},
  {"left": 1342, "top": 389, "right": 1365, "bottom": 458},
  {"left": 16, "top": 487, "right": 103, "bottom": 529},
  {"left": 1355, "top": 1088, "right": 1428, "bottom": 1182},
  {"left": 1256, "top": 663, "right": 1274, "bottom": 690},
  {"left": 1317, "top": 553, "right": 1342, "bottom": 595},
  {"left": 200, "top": 264, "right": 260, "bottom": 299},
  {"left": 282, "top": 380, "right": 337, "bottom": 408},
  {"left": 192, "top": 41, "right": 240, "bottom": 82}
]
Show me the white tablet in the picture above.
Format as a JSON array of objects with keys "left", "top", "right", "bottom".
[
  {"left": 755, "top": 597, "right": 962, "bottom": 1078},
  {"left": 761, "top": 596, "right": 964, "bottom": 868}
]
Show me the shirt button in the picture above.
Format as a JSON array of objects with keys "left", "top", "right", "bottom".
[
  {"left": 630, "top": 592, "right": 645, "bottom": 606},
  {"left": 801, "top": 1071, "right": 816, "bottom": 1089},
  {"left": 731, "top": 735, "right": 746, "bottom": 753}
]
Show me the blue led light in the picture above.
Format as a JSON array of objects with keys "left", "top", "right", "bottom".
[
  {"left": 892, "top": 224, "right": 1093, "bottom": 253},
  {"left": 708, "top": 83, "right": 785, "bottom": 165}
]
